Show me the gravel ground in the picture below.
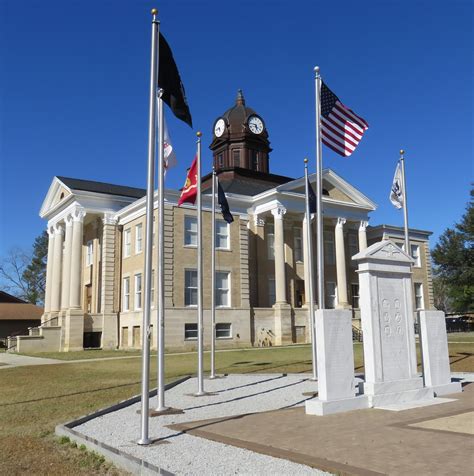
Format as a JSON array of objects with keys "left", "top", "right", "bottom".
[{"left": 76, "top": 374, "right": 331, "bottom": 475}]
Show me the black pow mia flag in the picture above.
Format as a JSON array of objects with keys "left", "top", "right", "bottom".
[
  {"left": 159, "top": 33, "right": 193, "bottom": 128},
  {"left": 217, "top": 180, "right": 234, "bottom": 224},
  {"left": 307, "top": 179, "right": 317, "bottom": 214}
]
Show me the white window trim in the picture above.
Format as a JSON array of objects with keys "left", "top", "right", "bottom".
[
  {"left": 294, "top": 227, "right": 303, "bottom": 263},
  {"left": 184, "top": 216, "right": 198, "bottom": 248},
  {"left": 122, "top": 276, "right": 130, "bottom": 312},
  {"left": 267, "top": 226, "right": 275, "bottom": 260},
  {"left": 184, "top": 323, "right": 198, "bottom": 341},
  {"left": 134, "top": 273, "right": 142, "bottom": 311},
  {"left": 216, "top": 270, "right": 231, "bottom": 308},
  {"left": 411, "top": 244, "right": 421, "bottom": 268},
  {"left": 324, "top": 235, "right": 336, "bottom": 266},
  {"left": 326, "top": 281, "right": 337, "bottom": 309},
  {"left": 351, "top": 282, "right": 360, "bottom": 309},
  {"left": 124, "top": 229, "right": 131, "bottom": 258},
  {"left": 135, "top": 223, "right": 143, "bottom": 254},
  {"left": 215, "top": 219, "right": 230, "bottom": 250},
  {"left": 184, "top": 268, "right": 198, "bottom": 307},
  {"left": 216, "top": 323, "right": 232, "bottom": 340},
  {"left": 86, "top": 240, "right": 93, "bottom": 267},
  {"left": 414, "top": 282, "right": 424, "bottom": 310}
]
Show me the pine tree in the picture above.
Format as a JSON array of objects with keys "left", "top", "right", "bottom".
[
  {"left": 432, "top": 187, "right": 474, "bottom": 312},
  {"left": 21, "top": 231, "right": 48, "bottom": 305}
]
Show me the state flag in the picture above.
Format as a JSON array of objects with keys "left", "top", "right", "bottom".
[
  {"left": 163, "top": 117, "right": 177, "bottom": 171},
  {"left": 217, "top": 180, "right": 234, "bottom": 224},
  {"left": 178, "top": 156, "right": 198, "bottom": 206},
  {"left": 390, "top": 162, "right": 404, "bottom": 209}
]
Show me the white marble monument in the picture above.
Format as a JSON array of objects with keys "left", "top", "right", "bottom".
[
  {"left": 352, "top": 240, "right": 434, "bottom": 407},
  {"left": 419, "top": 310, "right": 462, "bottom": 396},
  {"left": 305, "top": 309, "right": 368, "bottom": 415}
]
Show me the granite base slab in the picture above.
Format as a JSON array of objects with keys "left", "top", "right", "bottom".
[
  {"left": 369, "top": 386, "right": 434, "bottom": 408},
  {"left": 430, "top": 381, "right": 463, "bottom": 397},
  {"left": 305, "top": 394, "right": 369, "bottom": 416}
]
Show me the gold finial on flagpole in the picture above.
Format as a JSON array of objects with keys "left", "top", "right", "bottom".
[
  {"left": 400, "top": 149, "right": 405, "bottom": 156},
  {"left": 304, "top": 158, "right": 309, "bottom": 164},
  {"left": 151, "top": 8, "right": 158, "bottom": 15},
  {"left": 196, "top": 131, "right": 202, "bottom": 137}
]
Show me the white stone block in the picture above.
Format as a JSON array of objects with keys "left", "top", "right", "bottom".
[
  {"left": 306, "top": 394, "right": 368, "bottom": 416},
  {"left": 419, "top": 310, "right": 462, "bottom": 396}
]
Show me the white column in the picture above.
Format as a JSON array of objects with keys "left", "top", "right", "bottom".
[
  {"left": 43, "top": 227, "right": 55, "bottom": 316},
  {"left": 50, "top": 223, "right": 64, "bottom": 313},
  {"left": 69, "top": 209, "right": 85, "bottom": 309},
  {"left": 271, "top": 206, "right": 287, "bottom": 304},
  {"left": 358, "top": 220, "right": 368, "bottom": 252},
  {"left": 60, "top": 215, "right": 73, "bottom": 312},
  {"left": 335, "top": 217, "right": 349, "bottom": 308}
]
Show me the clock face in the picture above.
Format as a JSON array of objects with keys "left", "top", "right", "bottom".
[
  {"left": 248, "top": 115, "right": 264, "bottom": 134},
  {"left": 214, "top": 118, "right": 226, "bottom": 137}
]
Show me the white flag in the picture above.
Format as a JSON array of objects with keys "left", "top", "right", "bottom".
[
  {"left": 390, "top": 162, "right": 403, "bottom": 209},
  {"left": 163, "top": 117, "right": 177, "bottom": 171}
]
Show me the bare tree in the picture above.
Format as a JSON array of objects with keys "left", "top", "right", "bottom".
[{"left": 0, "top": 248, "right": 32, "bottom": 301}]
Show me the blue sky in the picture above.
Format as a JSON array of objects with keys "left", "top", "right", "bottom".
[{"left": 1, "top": 0, "right": 472, "bottom": 256}]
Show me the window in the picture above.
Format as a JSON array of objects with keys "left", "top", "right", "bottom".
[
  {"left": 251, "top": 150, "right": 259, "bottom": 171},
  {"left": 268, "top": 277, "right": 276, "bottom": 306},
  {"left": 348, "top": 234, "right": 358, "bottom": 259},
  {"left": 134, "top": 273, "right": 142, "bottom": 310},
  {"left": 184, "top": 216, "right": 197, "bottom": 246},
  {"left": 232, "top": 149, "right": 240, "bottom": 167},
  {"left": 216, "top": 323, "right": 232, "bottom": 339},
  {"left": 218, "top": 153, "right": 224, "bottom": 168},
  {"left": 216, "top": 220, "right": 229, "bottom": 249},
  {"left": 185, "top": 269, "right": 198, "bottom": 306},
  {"left": 86, "top": 240, "right": 93, "bottom": 266},
  {"left": 216, "top": 271, "right": 230, "bottom": 307},
  {"left": 351, "top": 283, "right": 360, "bottom": 309},
  {"left": 395, "top": 241, "right": 405, "bottom": 251},
  {"left": 135, "top": 223, "right": 143, "bottom": 253},
  {"left": 414, "top": 283, "right": 424, "bottom": 310},
  {"left": 123, "top": 277, "right": 130, "bottom": 311},
  {"left": 267, "top": 225, "right": 275, "bottom": 260},
  {"left": 326, "top": 282, "right": 337, "bottom": 309},
  {"left": 294, "top": 228, "right": 303, "bottom": 262},
  {"left": 324, "top": 235, "right": 335, "bottom": 265},
  {"left": 184, "top": 323, "right": 198, "bottom": 340},
  {"left": 411, "top": 244, "right": 421, "bottom": 267},
  {"left": 124, "top": 229, "right": 131, "bottom": 257}
]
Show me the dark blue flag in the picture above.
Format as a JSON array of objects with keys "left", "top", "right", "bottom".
[
  {"left": 217, "top": 180, "right": 234, "bottom": 224},
  {"left": 308, "top": 179, "right": 317, "bottom": 214}
]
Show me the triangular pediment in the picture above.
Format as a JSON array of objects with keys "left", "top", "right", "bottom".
[
  {"left": 276, "top": 168, "right": 376, "bottom": 210},
  {"left": 39, "top": 177, "right": 74, "bottom": 218},
  {"left": 352, "top": 240, "right": 414, "bottom": 263}
]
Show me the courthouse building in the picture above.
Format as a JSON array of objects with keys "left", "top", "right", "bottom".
[{"left": 10, "top": 91, "right": 434, "bottom": 352}]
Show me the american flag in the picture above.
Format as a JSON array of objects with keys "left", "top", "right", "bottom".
[{"left": 320, "top": 81, "right": 369, "bottom": 157}]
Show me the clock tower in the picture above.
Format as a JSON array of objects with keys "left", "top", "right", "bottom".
[{"left": 209, "top": 90, "right": 272, "bottom": 173}]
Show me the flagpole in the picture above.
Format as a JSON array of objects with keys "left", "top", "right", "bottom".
[
  {"left": 155, "top": 87, "right": 167, "bottom": 412},
  {"left": 400, "top": 150, "right": 410, "bottom": 254},
  {"left": 195, "top": 131, "right": 205, "bottom": 396},
  {"left": 304, "top": 159, "right": 317, "bottom": 381},
  {"left": 314, "top": 66, "right": 325, "bottom": 309},
  {"left": 209, "top": 168, "right": 217, "bottom": 379},
  {"left": 138, "top": 8, "right": 159, "bottom": 446}
]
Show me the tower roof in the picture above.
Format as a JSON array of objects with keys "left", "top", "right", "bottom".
[{"left": 222, "top": 89, "right": 257, "bottom": 133}]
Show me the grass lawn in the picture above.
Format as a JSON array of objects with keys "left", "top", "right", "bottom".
[{"left": 1, "top": 342, "right": 472, "bottom": 475}]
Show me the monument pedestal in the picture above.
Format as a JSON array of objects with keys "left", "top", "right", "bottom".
[
  {"left": 273, "top": 303, "right": 292, "bottom": 345},
  {"left": 305, "top": 309, "right": 369, "bottom": 416},
  {"left": 63, "top": 308, "right": 84, "bottom": 351}
]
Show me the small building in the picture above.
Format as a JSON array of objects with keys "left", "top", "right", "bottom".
[{"left": 0, "top": 291, "right": 42, "bottom": 347}]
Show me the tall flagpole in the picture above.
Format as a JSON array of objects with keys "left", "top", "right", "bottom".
[
  {"left": 304, "top": 159, "right": 317, "bottom": 381},
  {"left": 155, "top": 87, "right": 166, "bottom": 412},
  {"left": 209, "top": 167, "right": 217, "bottom": 379},
  {"left": 400, "top": 149, "right": 410, "bottom": 254},
  {"left": 314, "top": 66, "right": 325, "bottom": 309},
  {"left": 138, "top": 8, "right": 159, "bottom": 446},
  {"left": 195, "top": 131, "right": 205, "bottom": 395}
]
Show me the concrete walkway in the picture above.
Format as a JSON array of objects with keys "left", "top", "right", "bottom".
[{"left": 0, "top": 352, "right": 62, "bottom": 368}]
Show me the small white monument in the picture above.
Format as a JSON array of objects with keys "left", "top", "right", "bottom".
[
  {"left": 305, "top": 309, "right": 368, "bottom": 415},
  {"left": 352, "top": 240, "right": 434, "bottom": 407},
  {"left": 419, "top": 310, "right": 462, "bottom": 396}
]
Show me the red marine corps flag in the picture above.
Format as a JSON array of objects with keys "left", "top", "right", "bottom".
[{"left": 178, "top": 156, "right": 198, "bottom": 206}]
